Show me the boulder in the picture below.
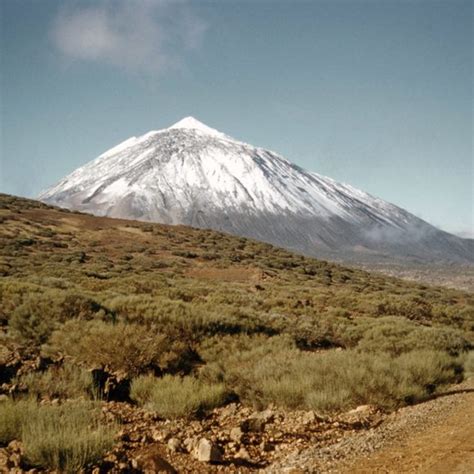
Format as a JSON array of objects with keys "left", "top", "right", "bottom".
[
  {"left": 134, "top": 451, "right": 177, "bottom": 474},
  {"left": 229, "top": 427, "right": 244, "bottom": 443},
  {"left": 241, "top": 417, "right": 266, "bottom": 433},
  {"left": 193, "top": 438, "right": 222, "bottom": 463},
  {"left": 167, "top": 438, "right": 181, "bottom": 453}
]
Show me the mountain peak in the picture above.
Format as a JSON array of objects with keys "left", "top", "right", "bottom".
[{"left": 168, "top": 116, "right": 226, "bottom": 138}]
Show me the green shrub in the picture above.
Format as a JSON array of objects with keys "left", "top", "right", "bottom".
[
  {"left": 16, "top": 363, "right": 93, "bottom": 400},
  {"left": 43, "top": 320, "right": 190, "bottom": 376},
  {"left": 22, "top": 401, "right": 116, "bottom": 473},
  {"left": 0, "top": 398, "right": 36, "bottom": 444},
  {"left": 8, "top": 291, "right": 113, "bottom": 346},
  {"left": 9, "top": 296, "right": 59, "bottom": 345},
  {"left": 463, "top": 351, "right": 474, "bottom": 375},
  {"left": 199, "top": 335, "right": 462, "bottom": 412},
  {"left": 355, "top": 317, "right": 471, "bottom": 356},
  {"left": 131, "top": 374, "right": 227, "bottom": 418}
]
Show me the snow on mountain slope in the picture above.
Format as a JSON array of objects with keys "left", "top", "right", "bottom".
[{"left": 39, "top": 117, "right": 473, "bottom": 263}]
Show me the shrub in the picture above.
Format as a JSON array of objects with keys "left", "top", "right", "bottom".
[
  {"left": 8, "top": 291, "right": 113, "bottom": 346},
  {"left": 9, "top": 296, "right": 58, "bottom": 346},
  {"left": 463, "top": 351, "right": 474, "bottom": 375},
  {"left": 200, "top": 335, "right": 462, "bottom": 411},
  {"left": 0, "top": 398, "right": 36, "bottom": 444},
  {"left": 131, "top": 374, "right": 227, "bottom": 418},
  {"left": 43, "top": 320, "right": 191, "bottom": 376},
  {"left": 16, "top": 363, "right": 93, "bottom": 400},
  {"left": 355, "top": 317, "right": 471, "bottom": 356},
  {"left": 22, "top": 401, "right": 116, "bottom": 473}
]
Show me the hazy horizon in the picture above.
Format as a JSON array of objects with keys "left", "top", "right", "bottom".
[{"left": 1, "top": 0, "right": 472, "bottom": 237}]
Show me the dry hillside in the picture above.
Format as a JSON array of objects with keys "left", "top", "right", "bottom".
[{"left": 0, "top": 193, "right": 473, "bottom": 473}]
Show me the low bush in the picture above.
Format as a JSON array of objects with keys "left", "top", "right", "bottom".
[
  {"left": 9, "top": 295, "right": 59, "bottom": 346},
  {"left": 22, "top": 401, "right": 117, "bottom": 473},
  {"left": 8, "top": 291, "right": 113, "bottom": 346},
  {"left": 199, "top": 336, "right": 463, "bottom": 411},
  {"left": 16, "top": 363, "right": 93, "bottom": 400},
  {"left": 131, "top": 374, "right": 227, "bottom": 418},
  {"left": 0, "top": 398, "right": 36, "bottom": 444},
  {"left": 354, "top": 317, "right": 471, "bottom": 356},
  {"left": 43, "top": 320, "right": 191, "bottom": 376},
  {"left": 463, "top": 351, "right": 474, "bottom": 375}
]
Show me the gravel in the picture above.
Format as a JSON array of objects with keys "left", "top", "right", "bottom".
[{"left": 265, "top": 379, "right": 473, "bottom": 473}]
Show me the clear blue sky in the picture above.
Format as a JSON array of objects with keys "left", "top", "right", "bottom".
[{"left": 1, "top": 0, "right": 472, "bottom": 235}]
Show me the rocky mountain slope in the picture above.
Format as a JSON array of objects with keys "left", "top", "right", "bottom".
[{"left": 39, "top": 117, "right": 473, "bottom": 264}]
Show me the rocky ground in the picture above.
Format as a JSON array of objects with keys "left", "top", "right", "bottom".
[
  {"left": 0, "top": 394, "right": 385, "bottom": 473},
  {"left": 268, "top": 378, "right": 474, "bottom": 473},
  {"left": 1, "top": 342, "right": 473, "bottom": 473}
]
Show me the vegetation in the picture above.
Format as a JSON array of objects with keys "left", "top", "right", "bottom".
[
  {"left": 0, "top": 193, "right": 473, "bottom": 428},
  {"left": 0, "top": 398, "right": 36, "bottom": 444},
  {"left": 131, "top": 374, "right": 227, "bottom": 418},
  {"left": 14, "top": 362, "right": 94, "bottom": 400},
  {"left": 22, "top": 402, "right": 116, "bottom": 473}
]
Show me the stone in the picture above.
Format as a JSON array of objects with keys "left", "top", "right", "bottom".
[
  {"left": 183, "top": 437, "right": 196, "bottom": 453},
  {"left": 347, "top": 405, "right": 374, "bottom": 416},
  {"left": 341, "top": 404, "right": 377, "bottom": 426},
  {"left": 302, "top": 410, "right": 318, "bottom": 425},
  {"left": 152, "top": 429, "right": 171, "bottom": 442},
  {"left": 221, "top": 403, "right": 238, "bottom": 417},
  {"left": 136, "top": 451, "right": 177, "bottom": 474},
  {"left": 229, "top": 427, "right": 243, "bottom": 443},
  {"left": 254, "top": 408, "right": 275, "bottom": 423},
  {"left": 7, "top": 440, "right": 22, "bottom": 453},
  {"left": 261, "top": 441, "right": 274, "bottom": 452},
  {"left": 193, "top": 438, "right": 222, "bottom": 463},
  {"left": 236, "top": 446, "right": 251, "bottom": 462},
  {"left": 167, "top": 437, "right": 181, "bottom": 452},
  {"left": 241, "top": 417, "right": 266, "bottom": 433}
]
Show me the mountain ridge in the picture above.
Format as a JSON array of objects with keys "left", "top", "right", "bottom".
[{"left": 39, "top": 117, "right": 473, "bottom": 264}]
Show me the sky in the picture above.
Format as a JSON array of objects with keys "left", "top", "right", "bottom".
[{"left": 1, "top": 0, "right": 472, "bottom": 236}]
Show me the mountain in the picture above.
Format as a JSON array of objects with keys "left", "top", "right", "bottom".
[{"left": 39, "top": 116, "right": 473, "bottom": 264}]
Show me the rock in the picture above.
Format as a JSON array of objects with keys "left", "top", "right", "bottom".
[
  {"left": 0, "top": 449, "right": 14, "bottom": 471},
  {"left": 193, "top": 438, "right": 222, "bottom": 463},
  {"left": 183, "top": 437, "right": 196, "bottom": 453},
  {"left": 236, "top": 446, "right": 251, "bottom": 462},
  {"left": 221, "top": 403, "right": 238, "bottom": 417},
  {"left": 261, "top": 441, "right": 275, "bottom": 452},
  {"left": 229, "top": 427, "right": 244, "bottom": 443},
  {"left": 167, "top": 437, "right": 181, "bottom": 452},
  {"left": 136, "top": 451, "right": 177, "bottom": 473},
  {"left": 347, "top": 405, "right": 375, "bottom": 416},
  {"left": 302, "top": 411, "right": 316, "bottom": 424},
  {"left": 9, "top": 452, "right": 22, "bottom": 468},
  {"left": 241, "top": 417, "right": 266, "bottom": 433},
  {"left": 254, "top": 408, "right": 275, "bottom": 423},
  {"left": 340, "top": 404, "right": 377, "bottom": 426},
  {"left": 152, "top": 429, "right": 171, "bottom": 442},
  {"left": 7, "top": 440, "right": 22, "bottom": 453}
]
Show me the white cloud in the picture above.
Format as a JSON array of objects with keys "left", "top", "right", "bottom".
[{"left": 51, "top": 0, "right": 207, "bottom": 75}]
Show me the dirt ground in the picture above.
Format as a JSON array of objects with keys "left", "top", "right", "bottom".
[{"left": 342, "top": 381, "right": 474, "bottom": 474}]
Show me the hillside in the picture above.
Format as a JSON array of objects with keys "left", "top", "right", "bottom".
[
  {"left": 38, "top": 117, "right": 474, "bottom": 265},
  {"left": 1, "top": 193, "right": 473, "bottom": 473}
]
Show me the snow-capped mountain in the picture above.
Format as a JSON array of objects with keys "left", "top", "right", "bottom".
[{"left": 39, "top": 117, "right": 473, "bottom": 263}]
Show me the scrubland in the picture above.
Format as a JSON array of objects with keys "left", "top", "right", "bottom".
[{"left": 0, "top": 194, "right": 473, "bottom": 471}]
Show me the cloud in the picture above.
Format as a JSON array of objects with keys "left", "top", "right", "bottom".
[{"left": 51, "top": 0, "right": 207, "bottom": 75}]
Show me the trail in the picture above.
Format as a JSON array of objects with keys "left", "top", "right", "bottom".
[{"left": 343, "top": 383, "right": 474, "bottom": 474}]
